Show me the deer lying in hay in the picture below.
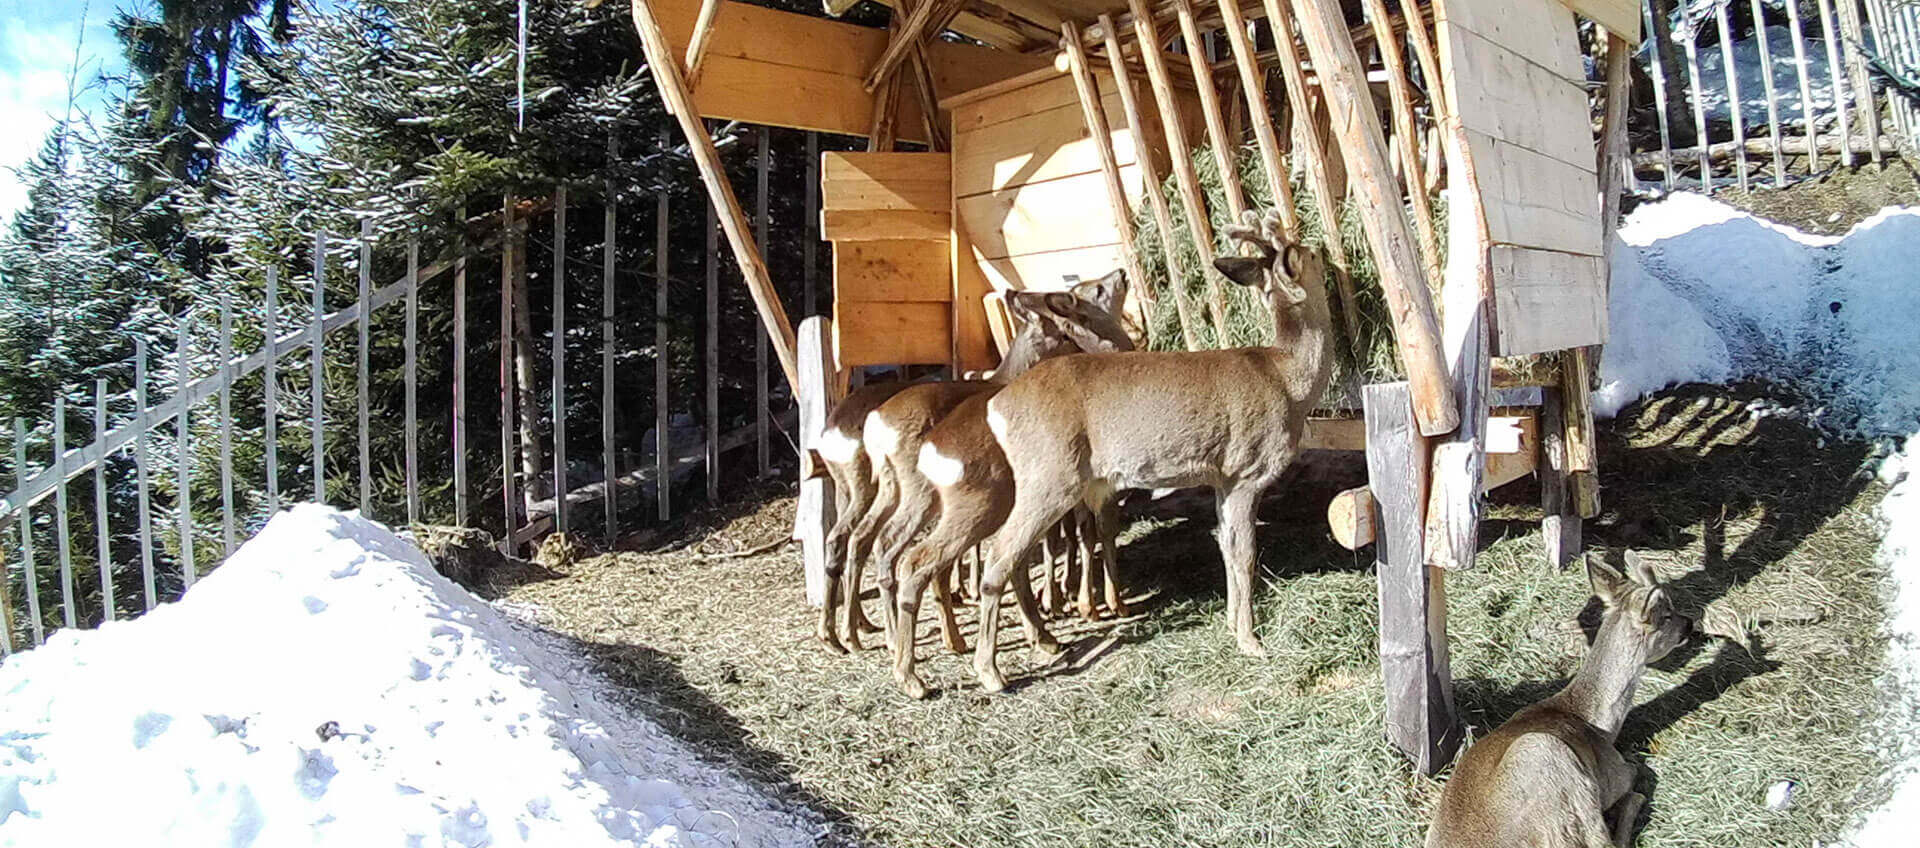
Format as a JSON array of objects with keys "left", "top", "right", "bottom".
[
  {"left": 953, "top": 210, "right": 1335, "bottom": 695},
  {"left": 813, "top": 273, "right": 1134, "bottom": 653},
  {"left": 1426, "top": 551, "right": 1693, "bottom": 848}
]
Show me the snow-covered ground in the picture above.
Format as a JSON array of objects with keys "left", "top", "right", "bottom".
[
  {"left": 1601, "top": 192, "right": 1920, "bottom": 844},
  {"left": 0, "top": 505, "right": 822, "bottom": 847},
  {"left": 1669, "top": 24, "right": 1852, "bottom": 130}
]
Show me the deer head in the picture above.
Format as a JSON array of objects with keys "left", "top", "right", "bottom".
[
  {"left": 993, "top": 272, "right": 1135, "bottom": 381},
  {"left": 1211, "top": 209, "right": 1325, "bottom": 319},
  {"left": 1587, "top": 551, "right": 1692, "bottom": 668}
]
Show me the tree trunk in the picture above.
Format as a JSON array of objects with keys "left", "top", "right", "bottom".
[
  {"left": 510, "top": 209, "right": 549, "bottom": 508},
  {"left": 1647, "top": 0, "right": 1699, "bottom": 145}
]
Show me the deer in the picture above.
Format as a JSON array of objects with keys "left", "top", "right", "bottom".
[
  {"left": 820, "top": 272, "right": 1134, "bottom": 654},
  {"left": 953, "top": 209, "right": 1335, "bottom": 695},
  {"left": 1426, "top": 551, "right": 1693, "bottom": 848}
]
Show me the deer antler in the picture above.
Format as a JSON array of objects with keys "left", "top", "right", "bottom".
[{"left": 1222, "top": 210, "right": 1274, "bottom": 259}]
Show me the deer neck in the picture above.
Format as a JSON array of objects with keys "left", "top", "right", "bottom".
[
  {"left": 1266, "top": 283, "right": 1335, "bottom": 408},
  {"left": 1545, "top": 624, "right": 1647, "bottom": 740}
]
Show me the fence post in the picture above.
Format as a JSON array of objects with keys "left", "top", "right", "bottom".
[
  {"left": 453, "top": 207, "right": 469, "bottom": 526},
  {"left": 1751, "top": 0, "right": 1788, "bottom": 184},
  {"left": 1645, "top": 1, "right": 1677, "bottom": 190},
  {"left": 754, "top": 127, "right": 770, "bottom": 479},
  {"left": 176, "top": 316, "right": 196, "bottom": 591},
  {"left": 218, "top": 294, "right": 236, "bottom": 554},
  {"left": 705, "top": 199, "right": 720, "bottom": 504},
  {"left": 264, "top": 266, "right": 280, "bottom": 515},
  {"left": 51, "top": 398, "right": 75, "bottom": 628},
  {"left": 804, "top": 132, "right": 818, "bottom": 317},
  {"left": 312, "top": 229, "right": 328, "bottom": 503},
  {"left": 1713, "top": 1, "right": 1750, "bottom": 191},
  {"left": 1787, "top": 0, "right": 1822, "bottom": 172},
  {"left": 552, "top": 188, "right": 570, "bottom": 534},
  {"left": 93, "top": 379, "right": 114, "bottom": 623},
  {"left": 134, "top": 339, "right": 155, "bottom": 610},
  {"left": 357, "top": 218, "right": 373, "bottom": 516},
  {"left": 602, "top": 141, "right": 619, "bottom": 542},
  {"left": 500, "top": 195, "right": 520, "bottom": 545},
  {"left": 656, "top": 172, "right": 671, "bottom": 522},
  {"left": 1682, "top": 19, "right": 1713, "bottom": 190},
  {"left": 1819, "top": 0, "right": 1857, "bottom": 167},
  {"left": 11, "top": 418, "right": 42, "bottom": 644},
  {"left": 406, "top": 236, "right": 421, "bottom": 526}
]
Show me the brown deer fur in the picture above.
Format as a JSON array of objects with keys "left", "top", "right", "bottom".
[
  {"left": 1426, "top": 552, "right": 1692, "bottom": 848},
  {"left": 964, "top": 211, "right": 1335, "bottom": 694}
]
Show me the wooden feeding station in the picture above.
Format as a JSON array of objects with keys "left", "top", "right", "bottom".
[{"left": 625, "top": 0, "right": 1637, "bottom": 773}]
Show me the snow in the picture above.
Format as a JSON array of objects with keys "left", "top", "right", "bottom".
[
  {"left": 0, "top": 505, "right": 822, "bottom": 847},
  {"left": 1670, "top": 24, "right": 1852, "bottom": 130},
  {"left": 1600, "top": 193, "right": 1920, "bottom": 845}
]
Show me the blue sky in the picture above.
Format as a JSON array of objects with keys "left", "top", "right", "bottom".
[{"left": 0, "top": 0, "right": 123, "bottom": 225}]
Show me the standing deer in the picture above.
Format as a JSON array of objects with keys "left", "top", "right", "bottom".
[
  {"left": 819, "top": 273, "right": 1133, "bottom": 653},
  {"left": 962, "top": 210, "right": 1335, "bottom": 695},
  {"left": 1426, "top": 551, "right": 1692, "bottom": 848}
]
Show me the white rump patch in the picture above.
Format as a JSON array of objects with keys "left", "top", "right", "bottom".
[
  {"left": 816, "top": 425, "right": 860, "bottom": 464},
  {"left": 918, "top": 442, "right": 965, "bottom": 487},
  {"left": 863, "top": 411, "right": 901, "bottom": 459},
  {"left": 985, "top": 399, "right": 1010, "bottom": 443}
]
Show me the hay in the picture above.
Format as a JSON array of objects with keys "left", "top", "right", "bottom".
[{"left": 500, "top": 383, "right": 1897, "bottom": 847}]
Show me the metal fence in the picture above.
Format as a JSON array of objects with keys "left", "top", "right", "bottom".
[
  {"left": 0, "top": 128, "right": 822, "bottom": 654},
  {"left": 1634, "top": 0, "right": 1919, "bottom": 193}
]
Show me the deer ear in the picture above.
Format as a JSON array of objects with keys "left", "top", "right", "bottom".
[
  {"left": 1005, "top": 291, "right": 1046, "bottom": 325},
  {"left": 1586, "top": 553, "right": 1631, "bottom": 606},
  {"left": 1071, "top": 269, "right": 1127, "bottom": 316},
  {"left": 1042, "top": 291, "right": 1078, "bottom": 319},
  {"left": 1624, "top": 550, "right": 1659, "bottom": 588},
  {"left": 1213, "top": 256, "right": 1267, "bottom": 287}
]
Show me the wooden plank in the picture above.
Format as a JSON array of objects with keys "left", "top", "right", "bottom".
[
  {"left": 835, "top": 240, "right": 953, "bottom": 302},
  {"left": 93, "top": 379, "right": 112, "bottom": 623},
  {"left": 1441, "top": 26, "right": 1595, "bottom": 168},
  {"left": 405, "top": 237, "right": 421, "bottom": 527},
  {"left": 948, "top": 72, "right": 1085, "bottom": 133},
  {"left": 1062, "top": 19, "right": 1150, "bottom": 325},
  {"left": 1363, "top": 381, "right": 1458, "bottom": 775},
  {"left": 1555, "top": 0, "right": 1638, "bottom": 41},
  {"left": 357, "top": 219, "right": 373, "bottom": 516},
  {"left": 264, "top": 266, "right": 280, "bottom": 516},
  {"left": 820, "top": 209, "right": 952, "bottom": 241},
  {"left": 951, "top": 213, "right": 999, "bottom": 372},
  {"left": 133, "top": 342, "right": 153, "bottom": 613},
  {"left": 452, "top": 209, "right": 468, "bottom": 526},
  {"left": 823, "top": 150, "right": 953, "bottom": 185},
  {"left": 795, "top": 317, "right": 839, "bottom": 607},
  {"left": 12, "top": 419, "right": 43, "bottom": 643},
  {"left": 1461, "top": 129, "right": 1603, "bottom": 257},
  {"left": 1432, "top": 0, "right": 1582, "bottom": 81},
  {"left": 218, "top": 295, "right": 235, "bottom": 555},
  {"left": 312, "top": 230, "right": 327, "bottom": 502},
  {"left": 633, "top": 0, "right": 801, "bottom": 391},
  {"left": 1488, "top": 245, "right": 1606, "bottom": 356},
  {"left": 1129, "top": 0, "right": 1225, "bottom": 344},
  {"left": 819, "top": 177, "right": 950, "bottom": 213},
  {"left": 1293, "top": 0, "right": 1460, "bottom": 437},
  {"left": 1099, "top": 13, "right": 1198, "bottom": 348},
  {"left": 175, "top": 318, "right": 194, "bottom": 593},
  {"left": 834, "top": 301, "right": 952, "bottom": 366},
  {"left": 1423, "top": 249, "right": 1491, "bottom": 572},
  {"left": 951, "top": 98, "right": 1138, "bottom": 198},
  {"left": 975, "top": 243, "right": 1127, "bottom": 293},
  {"left": 1172, "top": 0, "right": 1249, "bottom": 220},
  {"left": 956, "top": 166, "right": 1142, "bottom": 260}
]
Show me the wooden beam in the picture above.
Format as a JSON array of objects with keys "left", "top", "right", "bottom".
[
  {"left": 1214, "top": 0, "right": 1299, "bottom": 235},
  {"left": 1262, "top": 4, "right": 1364, "bottom": 353},
  {"left": 1288, "top": 0, "right": 1457, "bottom": 437},
  {"left": 1361, "top": 0, "right": 1441, "bottom": 291},
  {"left": 1364, "top": 381, "right": 1459, "bottom": 775},
  {"left": 1099, "top": 13, "right": 1201, "bottom": 349},
  {"left": 1061, "top": 21, "right": 1152, "bottom": 338},
  {"left": 864, "top": 0, "right": 965, "bottom": 93},
  {"left": 683, "top": 0, "right": 723, "bottom": 90},
  {"left": 631, "top": 0, "right": 799, "bottom": 391},
  {"left": 1172, "top": 0, "right": 1249, "bottom": 225},
  {"left": 1128, "top": 0, "right": 1228, "bottom": 345}
]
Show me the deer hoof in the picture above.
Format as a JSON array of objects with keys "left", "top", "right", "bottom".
[
  {"left": 976, "top": 668, "right": 1008, "bottom": 695},
  {"left": 1237, "top": 636, "right": 1268, "bottom": 659},
  {"left": 1030, "top": 638, "right": 1064, "bottom": 660},
  {"left": 896, "top": 671, "right": 930, "bottom": 700},
  {"left": 1110, "top": 601, "right": 1132, "bottom": 618},
  {"left": 817, "top": 629, "right": 848, "bottom": 655}
]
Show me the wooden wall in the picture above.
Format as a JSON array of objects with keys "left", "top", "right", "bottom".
[
  {"left": 822, "top": 152, "right": 955, "bottom": 367},
  {"left": 1437, "top": 0, "right": 1608, "bottom": 357}
]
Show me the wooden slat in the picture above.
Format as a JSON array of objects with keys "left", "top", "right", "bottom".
[
  {"left": 1062, "top": 20, "right": 1151, "bottom": 346},
  {"left": 357, "top": 219, "right": 372, "bottom": 516},
  {"left": 1751, "top": 0, "right": 1787, "bottom": 184},
  {"left": 951, "top": 98, "right": 1137, "bottom": 198},
  {"left": 956, "top": 165, "right": 1141, "bottom": 260},
  {"left": 1644, "top": 0, "right": 1679, "bottom": 188},
  {"left": 835, "top": 240, "right": 953, "bottom": 301},
  {"left": 819, "top": 177, "right": 950, "bottom": 212},
  {"left": 133, "top": 342, "right": 154, "bottom": 613},
  {"left": 52, "top": 397, "right": 72, "bottom": 626},
  {"left": 974, "top": 243, "right": 1127, "bottom": 293},
  {"left": 795, "top": 317, "right": 839, "bottom": 607},
  {"left": 821, "top": 209, "right": 952, "bottom": 241},
  {"left": 217, "top": 295, "right": 235, "bottom": 555},
  {"left": 834, "top": 301, "right": 952, "bottom": 366},
  {"left": 1555, "top": 0, "right": 1638, "bottom": 40},
  {"left": 264, "top": 266, "right": 280, "bottom": 516},
  {"left": 553, "top": 189, "right": 570, "bottom": 534},
  {"left": 1818, "top": 0, "right": 1855, "bottom": 168},
  {"left": 312, "top": 230, "right": 327, "bottom": 503},
  {"left": 1835, "top": 0, "right": 1882, "bottom": 168},
  {"left": 405, "top": 237, "right": 421, "bottom": 526},
  {"left": 823, "top": 150, "right": 953, "bottom": 184},
  {"left": 1441, "top": 26, "right": 1594, "bottom": 168},
  {"left": 12, "top": 419, "right": 43, "bottom": 643},
  {"left": 1217, "top": 0, "right": 1298, "bottom": 234},
  {"left": 1713, "top": 1, "right": 1750, "bottom": 192},
  {"left": 951, "top": 213, "right": 999, "bottom": 372},
  {"left": 949, "top": 72, "right": 1085, "bottom": 133},
  {"left": 452, "top": 209, "right": 468, "bottom": 526},
  {"left": 1488, "top": 245, "right": 1606, "bottom": 356},
  {"left": 174, "top": 318, "right": 194, "bottom": 592},
  {"left": 1099, "top": 13, "right": 1198, "bottom": 348},
  {"left": 1362, "top": 0, "right": 1441, "bottom": 290},
  {"left": 1460, "top": 129, "right": 1602, "bottom": 257},
  {"left": 1172, "top": 0, "right": 1249, "bottom": 220},
  {"left": 1128, "top": 0, "right": 1225, "bottom": 344},
  {"left": 1432, "top": 0, "right": 1582, "bottom": 80},
  {"left": 1539, "top": 386, "right": 1581, "bottom": 568}
]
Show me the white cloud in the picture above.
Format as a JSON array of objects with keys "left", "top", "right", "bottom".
[{"left": 0, "top": 9, "right": 121, "bottom": 227}]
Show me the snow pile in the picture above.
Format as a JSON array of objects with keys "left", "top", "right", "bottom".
[
  {"left": 1851, "top": 435, "right": 1920, "bottom": 845},
  {"left": 1598, "top": 192, "right": 1920, "bottom": 437},
  {"left": 0, "top": 505, "right": 821, "bottom": 847}
]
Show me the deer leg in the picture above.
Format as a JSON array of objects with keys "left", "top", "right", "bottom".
[
  {"left": 845, "top": 463, "right": 901, "bottom": 650},
  {"left": 1610, "top": 792, "right": 1645, "bottom": 848},
  {"left": 977, "top": 495, "right": 1074, "bottom": 694},
  {"left": 1074, "top": 506, "right": 1099, "bottom": 621},
  {"left": 932, "top": 561, "right": 967, "bottom": 655},
  {"left": 1215, "top": 485, "right": 1266, "bottom": 658},
  {"left": 1096, "top": 497, "right": 1129, "bottom": 617},
  {"left": 821, "top": 460, "right": 880, "bottom": 651},
  {"left": 1040, "top": 525, "right": 1060, "bottom": 616},
  {"left": 875, "top": 471, "right": 938, "bottom": 652}
]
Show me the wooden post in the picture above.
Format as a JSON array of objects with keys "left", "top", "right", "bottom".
[
  {"left": 553, "top": 187, "right": 570, "bottom": 534},
  {"left": 1399, "top": 0, "right": 1446, "bottom": 119},
  {"left": 453, "top": 208, "right": 470, "bottom": 527},
  {"left": 1261, "top": 1, "right": 1364, "bottom": 353},
  {"left": 93, "top": 379, "right": 113, "bottom": 622},
  {"left": 12, "top": 419, "right": 43, "bottom": 643},
  {"left": 603, "top": 144, "right": 619, "bottom": 540},
  {"left": 1539, "top": 387, "right": 1581, "bottom": 569},
  {"left": 1682, "top": 21, "right": 1714, "bottom": 188},
  {"left": 804, "top": 132, "right": 819, "bottom": 317},
  {"left": 1713, "top": 1, "right": 1750, "bottom": 191},
  {"left": 1127, "top": 0, "right": 1230, "bottom": 344},
  {"left": 51, "top": 397, "right": 73, "bottom": 626},
  {"left": 862, "top": 0, "right": 961, "bottom": 92},
  {"left": 1751, "top": 0, "right": 1788, "bottom": 184},
  {"left": 682, "top": 0, "right": 723, "bottom": 90},
  {"left": 1836, "top": 0, "right": 1883, "bottom": 168},
  {"left": 1365, "top": 381, "right": 1458, "bottom": 775},
  {"left": 357, "top": 218, "right": 373, "bottom": 515},
  {"left": 133, "top": 341, "right": 154, "bottom": 613},
  {"left": 175, "top": 317, "right": 195, "bottom": 592},
  {"left": 1645, "top": 0, "right": 1679, "bottom": 188},
  {"left": 659, "top": 150, "right": 675, "bottom": 518},
  {"left": 264, "top": 266, "right": 279, "bottom": 516},
  {"left": 405, "top": 236, "right": 421, "bottom": 526},
  {"left": 511, "top": 201, "right": 544, "bottom": 513},
  {"left": 755, "top": 127, "right": 770, "bottom": 479},
  {"left": 1818, "top": 0, "right": 1856, "bottom": 168},
  {"left": 0, "top": 540, "right": 12, "bottom": 654},
  {"left": 1599, "top": 34, "right": 1633, "bottom": 257},
  {"left": 1360, "top": 0, "right": 1442, "bottom": 289},
  {"left": 1172, "top": 0, "right": 1249, "bottom": 222},
  {"left": 704, "top": 199, "right": 721, "bottom": 503},
  {"left": 1288, "top": 0, "right": 1459, "bottom": 437},
  {"left": 1061, "top": 21, "right": 1151, "bottom": 324},
  {"left": 1099, "top": 13, "right": 1201, "bottom": 349},
  {"left": 630, "top": 0, "right": 800, "bottom": 391},
  {"left": 1215, "top": 1, "right": 1299, "bottom": 234},
  {"left": 500, "top": 196, "right": 521, "bottom": 540},
  {"left": 218, "top": 294, "right": 235, "bottom": 554},
  {"left": 796, "top": 316, "right": 839, "bottom": 607},
  {"left": 312, "top": 230, "right": 327, "bottom": 502}
]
